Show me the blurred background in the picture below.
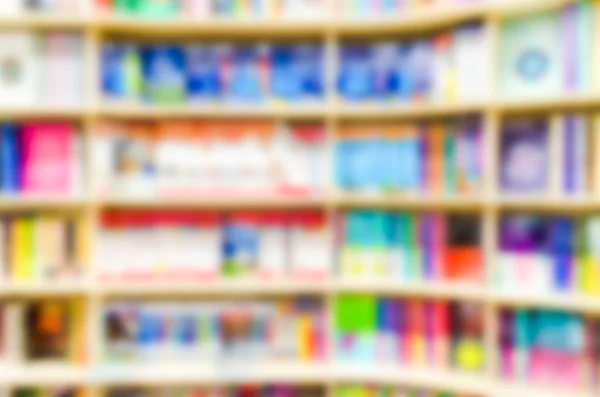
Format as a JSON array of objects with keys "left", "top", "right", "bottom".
[{"left": 0, "top": 1, "right": 598, "bottom": 397}]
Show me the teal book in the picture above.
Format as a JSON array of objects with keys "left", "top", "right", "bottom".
[
  {"left": 443, "top": 125, "right": 457, "bottom": 194},
  {"left": 499, "top": 11, "right": 562, "bottom": 98},
  {"left": 136, "top": 0, "right": 181, "bottom": 18}
]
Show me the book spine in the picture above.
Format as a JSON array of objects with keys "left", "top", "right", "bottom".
[
  {"left": 577, "top": 0, "right": 593, "bottom": 91},
  {"left": 420, "top": 213, "right": 432, "bottom": 281},
  {"left": 0, "top": 124, "right": 19, "bottom": 194},
  {"left": 514, "top": 310, "right": 530, "bottom": 381},
  {"left": 575, "top": 115, "right": 588, "bottom": 194},
  {"left": 443, "top": 124, "right": 456, "bottom": 194},
  {"left": 562, "top": 3, "right": 578, "bottom": 91},
  {"left": 564, "top": 115, "right": 576, "bottom": 194}
]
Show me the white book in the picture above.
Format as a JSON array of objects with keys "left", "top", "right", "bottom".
[
  {"left": 0, "top": 0, "right": 25, "bottom": 16},
  {"left": 94, "top": 122, "right": 122, "bottom": 197},
  {"left": 70, "top": 130, "right": 83, "bottom": 197},
  {"left": 0, "top": 31, "right": 40, "bottom": 107},
  {"left": 454, "top": 24, "right": 488, "bottom": 100},
  {"left": 431, "top": 34, "right": 454, "bottom": 102},
  {"left": 257, "top": 223, "right": 287, "bottom": 278},
  {"left": 289, "top": 218, "right": 331, "bottom": 279},
  {"left": 499, "top": 13, "right": 562, "bottom": 98},
  {"left": 41, "top": 33, "right": 84, "bottom": 107},
  {"left": 192, "top": 224, "right": 221, "bottom": 279}
]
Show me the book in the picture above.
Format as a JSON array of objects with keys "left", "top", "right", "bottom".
[
  {"left": 499, "top": 12, "right": 562, "bottom": 98},
  {"left": 24, "top": 300, "right": 74, "bottom": 362},
  {"left": 500, "top": 119, "right": 549, "bottom": 193},
  {"left": 0, "top": 123, "right": 20, "bottom": 194},
  {"left": 21, "top": 123, "right": 76, "bottom": 196},
  {"left": 0, "top": 32, "right": 39, "bottom": 107}
]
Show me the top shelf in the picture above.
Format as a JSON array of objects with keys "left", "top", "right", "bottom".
[{"left": 0, "top": 0, "right": 575, "bottom": 35}]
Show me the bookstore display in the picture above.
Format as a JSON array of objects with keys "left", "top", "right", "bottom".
[{"left": 4, "top": 1, "right": 600, "bottom": 397}]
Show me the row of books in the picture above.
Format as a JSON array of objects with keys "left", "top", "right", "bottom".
[
  {"left": 7, "top": 387, "right": 478, "bottom": 397},
  {"left": 498, "top": 214, "right": 600, "bottom": 295},
  {"left": 334, "top": 296, "right": 484, "bottom": 371},
  {"left": 499, "top": 309, "right": 600, "bottom": 391},
  {"left": 11, "top": 389, "right": 83, "bottom": 397},
  {"left": 99, "top": 210, "right": 330, "bottom": 282},
  {"left": 96, "top": 0, "right": 326, "bottom": 19},
  {"left": 339, "top": 212, "right": 481, "bottom": 283},
  {"left": 0, "top": 123, "right": 83, "bottom": 196},
  {"left": 105, "top": 387, "right": 323, "bottom": 397},
  {"left": 94, "top": 0, "right": 482, "bottom": 19},
  {"left": 336, "top": 386, "right": 479, "bottom": 397},
  {"left": 0, "top": 214, "right": 84, "bottom": 283},
  {"left": 98, "top": 211, "right": 332, "bottom": 282},
  {"left": 0, "top": 300, "right": 86, "bottom": 364},
  {"left": 101, "top": 42, "right": 323, "bottom": 105},
  {"left": 335, "top": 119, "right": 482, "bottom": 194},
  {"left": 338, "top": 24, "right": 488, "bottom": 103},
  {"left": 0, "top": 32, "right": 84, "bottom": 108},
  {"left": 104, "top": 298, "right": 325, "bottom": 362},
  {"left": 0, "top": 0, "right": 86, "bottom": 15},
  {"left": 499, "top": 0, "right": 597, "bottom": 98},
  {"left": 94, "top": 121, "right": 326, "bottom": 199},
  {"left": 500, "top": 115, "right": 591, "bottom": 195}
]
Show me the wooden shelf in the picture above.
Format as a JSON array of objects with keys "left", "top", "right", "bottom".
[
  {"left": 94, "top": 362, "right": 329, "bottom": 386},
  {"left": 99, "top": 280, "right": 330, "bottom": 297},
  {"left": 489, "top": 382, "right": 595, "bottom": 397},
  {"left": 0, "top": 15, "right": 88, "bottom": 29},
  {"left": 334, "top": 191, "right": 485, "bottom": 210},
  {"left": 99, "top": 195, "right": 328, "bottom": 209},
  {"left": 335, "top": 365, "right": 489, "bottom": 395},
  {"left": 0, "top": 196, "right": 90, "bottom": 210},
  {"left": 0, "top": 107, "right": 88, "bottom": 120},
  {"left": 2, "top": 364, "right": 89, "bottom": 386},
  {"left": 0, "top": 282, "right": 91, "bottom": 298},
  {"left": 335, "top": 101, "right": 487, "bottom": 120},
  {"left": 99, "top": 103, "right": 328, "bottom": 119},
  {"left": 335, "top": 281, "right": 486, "bottom": 300},
  {"left": 491, "top": 291, "right": 600, "bottom": 314}
]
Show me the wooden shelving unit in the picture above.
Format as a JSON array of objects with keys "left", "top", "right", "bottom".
[{"left": 1, "top": 1, "right": 599, "bottom": 397}]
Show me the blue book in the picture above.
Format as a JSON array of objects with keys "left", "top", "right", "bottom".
[
  {"left": 338, "top": 45, "right": 374, "bottom": 102},
  {"left": 141, "top": 44, "right": 186, "bottom": 104},
  {"left": 550, "top": 217, "right": 574, "bottom": 291},
  {"left": 185, "top": 45, "right": 222, "bottom": 101},
  {"left": 0, "top": 123, "right": 19, "bottom": 194},
  {"left": 225, "top": 45, "right": 269, "bottom": 103}
]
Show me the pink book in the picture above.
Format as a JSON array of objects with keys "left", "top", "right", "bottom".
[
  {"left": 529, "top": 348, "right": 583, "bottom": 388},
  {"left": 21, "top": 123, "right": 73, "bottom": 195}
]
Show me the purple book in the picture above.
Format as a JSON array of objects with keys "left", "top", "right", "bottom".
[
  {"left": 564, "top": 115, "right": 587, "bottom": 195},
  {"left": 420, "top": 213, "right": 433, "bottom": 280},
  {"left": 564, "top": 115, "right": 576, "bottom": 194},
  {"left": 561, "top": 4, "right": 578, "bottom": 91},
  {"left": 499, "top": 310, "right": 515, "bottom": 378},
  {"left": 500, "top": 119, "right": 549, "bottom": 193},
  {"left": 500, "top": 215, "right": 549, "bottom": 255}
]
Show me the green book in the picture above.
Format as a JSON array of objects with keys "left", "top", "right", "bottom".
[
  {"left": 114, "top": 0, "right": 140, "bottom": 13},
  {"left": 137, "top": 0, "right": 181, "bottom": 18},
  {"left": 335, "top": 295, "right": 376, "bottom": 334},
  {"left": 443, "top": 125, "right": 457, "bottom": 194}
]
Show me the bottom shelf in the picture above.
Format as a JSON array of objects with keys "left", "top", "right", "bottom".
[{"left": 0, "top": 363, "right": 597, "bottom": 397}]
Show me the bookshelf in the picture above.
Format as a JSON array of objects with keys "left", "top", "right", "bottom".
[{"left": 1, "top": 1, "right": 600, "bottom": 397}]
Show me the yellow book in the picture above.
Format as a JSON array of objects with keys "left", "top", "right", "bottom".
[
  {"left": 69, "top": 299, "right": 85, "bottom": 364},
  {"left": 296, "top": 314, "right": 311, "bottom": 361},
  {"left": 11, "top": 217, "right": 34, "bottom": 282}
]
